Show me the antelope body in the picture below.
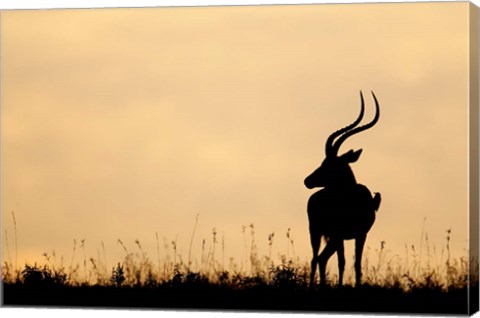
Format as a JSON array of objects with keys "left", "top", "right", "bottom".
[{"left": 305, "top": 91, "right": 381, "bottom": 288}]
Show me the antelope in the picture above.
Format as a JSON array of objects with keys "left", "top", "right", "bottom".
[{"left": 304, "top": 91, "right": 381, "bottom": 288}]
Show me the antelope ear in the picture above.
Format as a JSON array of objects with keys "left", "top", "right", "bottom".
[{"left": 340, "top": 149, "right": 363, "bottom": 163}]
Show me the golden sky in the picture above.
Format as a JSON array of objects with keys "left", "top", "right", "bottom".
[{"left": 1, "top": 2, "right": 473, "bottom": 271}]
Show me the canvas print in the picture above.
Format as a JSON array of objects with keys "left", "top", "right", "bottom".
[{"left": 1, "top": 1, "right": 479, "bottom": 315}]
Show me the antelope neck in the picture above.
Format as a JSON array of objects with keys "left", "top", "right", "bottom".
[{"left": 329, "top": 178, "right": 357, "bottom": 189}]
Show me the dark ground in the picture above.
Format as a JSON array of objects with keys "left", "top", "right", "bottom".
[{"left": 2, "top": 283, "right": 477, "bottom": 315}]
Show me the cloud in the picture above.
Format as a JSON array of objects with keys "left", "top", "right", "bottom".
[{"left": 2, "top": 2, "right": 471, "bottom": 266}]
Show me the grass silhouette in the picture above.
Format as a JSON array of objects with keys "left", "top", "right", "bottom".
[{"left": 1, "top": 224, "right": 478, "bottom": 314}]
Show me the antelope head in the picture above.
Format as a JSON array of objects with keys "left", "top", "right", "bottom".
[{"left": 304, "top": 91, "right": 380, "bottom": 189}]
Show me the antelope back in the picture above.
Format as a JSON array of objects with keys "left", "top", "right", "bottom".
[{"left": 307, "top": 184, "right": 376, "bottom": 239}]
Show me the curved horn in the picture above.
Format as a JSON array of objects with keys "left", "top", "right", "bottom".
[
  {"left": 332, "top": 91, "right": 380, "bottom": 156},
  {"left": 325, "top": 91, "right": 365, "bottom": 157}
]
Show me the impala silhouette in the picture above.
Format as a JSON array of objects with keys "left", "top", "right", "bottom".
[{"left": 305, "top": 91, "right": 381, "bottom": 288}]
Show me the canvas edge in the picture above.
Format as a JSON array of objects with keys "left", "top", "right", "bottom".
[{"left": 469, "top": 1, "right": 480, "bottom": 316}]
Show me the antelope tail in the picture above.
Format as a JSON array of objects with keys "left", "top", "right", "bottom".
[{"left": 373, "top": 192, "right": 381, "bottom": 212}]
